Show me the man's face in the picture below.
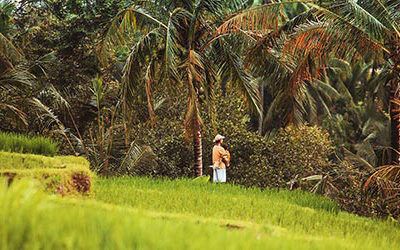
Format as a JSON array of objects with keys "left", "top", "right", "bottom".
[{"left": 220, "top": 139, "right": 224, "bottom": 144}]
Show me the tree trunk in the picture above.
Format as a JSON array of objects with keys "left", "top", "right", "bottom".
[
  {"left": 193, "top": 129, "right": 203, "bottom": 177},
  {"left": 390, "top": 79, "right": 400, "bottom": 164}
]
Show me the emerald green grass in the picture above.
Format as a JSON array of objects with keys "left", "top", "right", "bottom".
[
  {"left": 0, "top": 132, "right": 58, "bottom": 156},
  {"left": 94, "top": 177, "right": 400, "bottom": 250}
]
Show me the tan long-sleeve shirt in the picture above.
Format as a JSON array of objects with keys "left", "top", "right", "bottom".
[{"left": 212, "top": 145, "right": 230, "bottom": 169}]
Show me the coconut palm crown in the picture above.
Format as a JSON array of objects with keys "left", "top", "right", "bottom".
[
  {"left": 98, "top": 0, "right": 262, "bottom": 176},
  {"left": 216, "top": 0, "right": 400, "bottom": 162}
]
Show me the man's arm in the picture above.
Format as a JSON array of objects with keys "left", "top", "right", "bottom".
[{"left": 219, "top": 147, "right": 230, "bottom": 166}]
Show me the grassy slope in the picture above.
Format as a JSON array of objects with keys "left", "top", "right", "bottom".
[
  {"left": 0, "top": 180, "right": 345, "bottom": 250},
  {"left": 0, "top": 151, "right": 92, "bottom": 194},
  {"left": 0, "top": 151, "right": 89, "bottom": 170},
  {"left": 2, "top": 175, "right": 400, "bottom": 249},
  {"left": 94, "top": 177, "right": 400, "bottom": 250}
]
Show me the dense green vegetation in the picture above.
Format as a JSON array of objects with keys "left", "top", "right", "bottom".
[
  {"left": 0, "top": 132, "right": 58, "bottom": 156},
  {"left": 1, "top": 177, "right": 399, "bottom": 250},
  {"left": 4, "top": 0, "right": 400, "bottom": 248},
  {"left": 0, "top": 152, "right": 92, "bottom": 194}
]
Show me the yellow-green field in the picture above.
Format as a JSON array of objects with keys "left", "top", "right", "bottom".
[{"left": 1, "top": 176, "right": 399, "bottom": 249}]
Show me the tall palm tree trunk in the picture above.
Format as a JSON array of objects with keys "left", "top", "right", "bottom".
[
  {"left": 193, "top": 129, "right": 203, "bottom": 176},
  {"left": 390, "top": 79, "right": 400, "bottom": 164}
]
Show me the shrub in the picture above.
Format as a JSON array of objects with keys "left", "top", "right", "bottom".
[
  {"left": 0, "top": 151, "right": 92, "bottom": 195},
  {"left": 129, "top": 122, "right": 333, "bottom": 190},
  {"left": 202, "top": 119, "right": 275, "bottom": 188},
  {"left": 0, "top": 132, "right": 59, "bottom": 156},
  {"left": 130, "top": 119, "right": 194, "bottom": 178},
  {"left": 267, "top": 125, "right": 334, "bottom": 179},
  {"left": 127, "top": 91, "right": 334, "bottom": 190}
]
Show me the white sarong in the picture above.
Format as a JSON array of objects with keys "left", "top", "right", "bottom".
[{"left": 212, "top": 167, "right": 226, "bottom": 183}]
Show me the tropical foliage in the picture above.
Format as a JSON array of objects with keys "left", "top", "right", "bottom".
[
  {"left": 1, "top": 0, "right": 400, "bottom": 219},
  {"left": 99, "top": 0, "right": 262, "bottom": 176}
]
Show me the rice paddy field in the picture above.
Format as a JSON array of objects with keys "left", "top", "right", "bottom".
[
  {"left": 2, "top": 176, "right": 400, "bottom": 249},
  {"left": 0, "top": 132, "right": 58, "bottom": 156}
]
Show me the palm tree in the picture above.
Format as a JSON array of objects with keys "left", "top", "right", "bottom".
[
  {"left": 216, "top": 0, "right": 400, "bottom": 163},
  {"left": 0, "top": 1, "right": 35, "bottom": 127},
  {"left": 98, "top": 0, "right": 261, "bottom": 176}
]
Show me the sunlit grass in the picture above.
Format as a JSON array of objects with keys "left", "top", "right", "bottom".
[
  {"left": 0, "top": 151, "right": 89, "bottom": 170},
  {"left": 94, "top": 177, "right": 400, "bottom": 249},
  {"left": 0, "top": 180, "right": 351, "bottom": 250},
  {"left": 0, "top": 152, "right": 92, "bottom": 194},
  {"left": 1, "top": 176, "right": 400, "bottom": 249}
]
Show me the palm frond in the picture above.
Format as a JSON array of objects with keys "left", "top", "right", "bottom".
[
  {"left": 29, "top": 98, "right": 64, "bottom": 130},
  {"left": 220, "top": 0, "right": 252, "bottom": 13},
  {"left": 314, "top": 79, "right": 342, "bottom": 100},
  {"left": 120, "top": 141, "right": 158, "bottom": 175},
  {"left": 216, "top": 41, "right": 262, "bottom": 115},
  {"left": 28, "top": 51, "right": 57, "bottom": 77},
  {"left": 246, "top": 33, "right": 294, "bottom": 81},
  {"left": 122, "top": 28, "right": 162, "bottom": 107},
  {"left": 328, "top": 0, "right": 400, "bottom": 38},
  {"left": 364, "top": 165, "right": 400, "bottom": 202},
  {"left": 0, "top": 32, "right": 24, "bottom": 64},
  {"left": 319, "top": 0, "right": 389, "bottom": 39},
  {"left": 215, "top": 2, "right": 295, "bottom": 36},
  {"left": 0, "top": 102, "right": 27, "bottom": 125},
  {"left": 195, "top": 0, "right": 224, "bottom": 17},
  {"left": 145, "top": 59, "right": 156, "bottom": 125},
  {"left": 302, "top": 2, "right": 388, "bottom": 54},
  {"left": 343, "top": 147, "right": 376, "bottom": 171},
  {"left": 0, "top": 65, "right": 35, "bottom": 93},
  {"left": 97, "top": 5, "right": 167, "bottom": 65},
  {"left": 262, "top": 91, "right": 286, "bottom": 131},
  {"left": 164, "top": 8, "right": 191, "bottom": 81},
  {"left": 38, "top": 84, "right": 71, "bottom": 111},
  {"left": 29, "top": 98, "right": 76, "bottom": 153}
]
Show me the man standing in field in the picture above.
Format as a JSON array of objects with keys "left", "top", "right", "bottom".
[{"left": 212, "top": 134, "right": 230, "bottom": 183}]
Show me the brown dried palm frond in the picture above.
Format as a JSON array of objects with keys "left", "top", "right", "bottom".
[
  {"left": 216, "top": 1, "right": 392, "bottom": 60},
  {"left": 286, "top": 0, "right": 396, "bottom": 59},
  {"left": 0, "top": 65, "right": 36, "bottom": 126},
  {"left": 0, "top": 65, "right": 35, "bottom": 93},
  {"left": 29, "top": 98, "right": 76, "bottom": 153},
  {"left": 0, "top": 32, "right": 24, "bottom": 64},
  {"left": 0, "top": 102, "right": 27, "bottom": 125},
  {"left": 120, "top": 141, "right": 158, "bottom": 175},
  {"left": 284, "top": 21, "right": 384, "bottom": 63},
  {"left": 145, "top": 59, "right": 156, "bottom": 126},
  {"left": 364, "top": 165, "right": 400, "bottom": 203},
  {"left": 391, "top": 98, "right": 400, "bottom": 107},
  {"left": 215, "top": 2, "right": 292, "bottom": 36}
]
